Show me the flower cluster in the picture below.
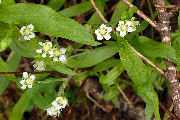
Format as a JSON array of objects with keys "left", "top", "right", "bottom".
[
  {"left": 36, "top": 41, "right": 67, "bottom": 62},
  {"left": 46, "top": 96, "right": 68, "bottom": 117},
  {"left": 20, "top": 24, "right": 35, "bottom": 40},
  {"left": 33, "top": 60, "right": 46, "bottom": 71},
  {"left": 95, "top": 24, "right": 112, "bottom": 40},
  {"left": 116, "top": 17, "right": 139, "bottom": 37},
  {"left": 20, "top": 72, "right": 35, "bottom": 89},
  {"left": 95, "top": 17, "right": 139, "bottom": 39}
]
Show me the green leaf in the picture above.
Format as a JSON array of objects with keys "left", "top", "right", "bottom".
[
  {"left": 117, "top": 36, "right": 160, "bottom": 120},
  {"left": 121, "top": 6, "right": 138, "bottom": 20},
  {"left": 66, "top": 44, "right": 118, "bottom": 68},
  {"left": 45, "top": 58, "right": 77, "bottom": 75},
  {"left": 92, "top": 59, "right": 121, "bottom": 73},
  {"left": 99, "top": 63, "right": 124, "bottom": 85},
  {"left": 9, "top": 37, "right": 39, "bottom": 58},
  {"left": 47, "top": 0, "right": 65, "bottom": 11},
  {"left": 60, "top": 1, "right": 93, "bottom": 17},
  {"left": 131, "top": 36, "right": 180, "bottom": 65},
  {"left": 0, "top": 3, "right": 100, "bottom": 46},
  {"left": 74, "top": 70, "right": 90, "bottom": 83},
  {"left": 0, "top": 0, "right": 15, "bottom": 6},
  {"left": 9, "top": 88, "right": 37, "bottom": 120},
  {"left": 110, "top": 0, "right": 133, "bottom": 26}
]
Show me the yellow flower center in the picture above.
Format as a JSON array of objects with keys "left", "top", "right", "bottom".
[
  {"left": 43, "top": 44, "right": 51, "bottom": 51},
  {"left": 25, "top": 29, "right": 31, "bottom": 35},
  {"left": 54, "top": 50, "right": 61, "bottom": 57},
  {"left": 100, "top": 28, "right": 106, "bottom": 35},
  {"left": 131, "top": 21, "right": 135, "bottom": 27},
  {"left": 26, "top": 78, "right": 32, "bottom": 85},
  {"left": 121, "top": 25, "right": 126, "bottom": 31}
]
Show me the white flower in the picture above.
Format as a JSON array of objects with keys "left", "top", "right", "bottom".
[
  {"left": 0, "top": 0, "right": 1, "bottom": 4},
  {"left": 36, "top": 41, "right": 53, "bottom": 58},
  {"left": 46, "top": 96, "right": 68, "bottom": 117},
  {"left": 126, "top": 17, "right": 139, "bottom": 32},
  {"left": 46, "top": 105, "right": 60, "bottom": 117},
  {"left": 20, "top": 24, "right": 35, "bottom": 40},
  {"left": 50, "top": 47, "right": 67, "bottom": 62},
  {"left": 95, "top": 24, "right": 112, "bottom": 40},
  {"left": 116, "top": 21, "right": 128, "bottom": 37},
  {"left": 55, "top": 97, "right": 68, "bottom": 109},
  {"left": 20, "top": 72, "right": 35, "bottom": 89},
  {"left": 33, "top": 60, "right": 45, "bottom": 71}
]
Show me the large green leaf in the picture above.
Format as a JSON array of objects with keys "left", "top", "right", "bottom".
[
  {"left": 117, "top": 37, "right": 160, "bottom": 120},
  {"left": 60, "top": 1, "right": 93, "bottom": 17},
  {"left": 131, "top": 36, "right": 180, "bottom": 65},
  {"left": 0, "top": 3, "right": 100, "bottom": 46},
  {"left": 66, "top": 44, "right": 118, "bottom": 68}
]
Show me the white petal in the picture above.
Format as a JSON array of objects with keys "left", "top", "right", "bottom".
[
  {"left": 59, "top": 55, "right": 66, "bottom": 62},
  {"left": 127, "top": 27, "right": 134, "bottom": 32},
  {"left": 23, "top": 72, "right": 28, "bottom": 78},
  {"left": 27, "top": 24, "right": 34, "bottom": 30},
  {"left": 126, "top": 21, "right": 132, "bottom": 27},
  {"left": 47, "top": 42, "right": 52, "bottom": 47},
  {"left": 48, "top": 50, "right": 54, "bottom": 57},
  {"left": 116, "top": 26, "right": 121, "bottom": 31},
  {"left": 118, "top": 21, "right": 124, "bottom": 25},
  {"left": 106, "top": 27, "right": 112, "bottom": 33},
  {"left": 21, "top": 85, "right": 26, "bottom": 89},
  {"left": 36, "top": 49, "right": 42, "bottom": 53},
  {"left": 24, "top": 36, "right": 30, "bottom": 40},
  {"left": 60, "top": 48, "right": 66, "bottom": 54},
  {"left": 39, "top": 42, "right": 43, "bottom": 46},
  {"left": 104, "top": 34, "right": 111, "bottom": 40},
  {"left": 28, "top": 84, "right": 33, "bottom": 88},
  {"left": 120, "top": 31, "right": 127, "bottom": 37},
  {"left": 95, "top": 29, "right": 100, "bottom": 35},
  {"left": 20, "top": 26, "right": 26, "bottom": 34},
  {"left": 30, "top": 75, "right": 35, "bottom": 80},
  {"left": 100, "top": 24, "right": 106, "bottom": 29},
  {"left": 29, "top": 32, "right": 35, "bottom": 39},
  {"left": 52, "top": 101, "right": 59, "bottom": 107},
  {"left": 97, "top": 35, "right": 103, "bottom": 40},
  {"left": 20, "top": 80, "right": 25, "bottom": 84},
  {"left": 53, "top": 57, "right": 59, "bottom": 61},
  {"left": 42, "top": 53, "right": 46, "bottom": 58}
]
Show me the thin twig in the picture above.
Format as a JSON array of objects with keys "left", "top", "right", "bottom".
[
  {"left": 0, "top": 71, "right": 54, "bottom": 75},
  {"left": 65, "top": 78, "right": 87, "bottom": 120},
  {"left": 90, "top": 0, "right": 108, "bottom": 23},
  {"left": 159, "top": 102, "right": 179, "bottom": 120},
  {"left": 86, "top": 92, "right": 109, "bottom": 112},
  {"left": 117, "top": 86, "right": 133, "bottom": 107},
  {"left": 155, "top": 4, "right": 176, "bottom": 8},
  {"left": 89, "top": 0, "right": 164, "bottom": 75},
  {"left": 121, "top": 0, "right": 157, "bottom": 28}
]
